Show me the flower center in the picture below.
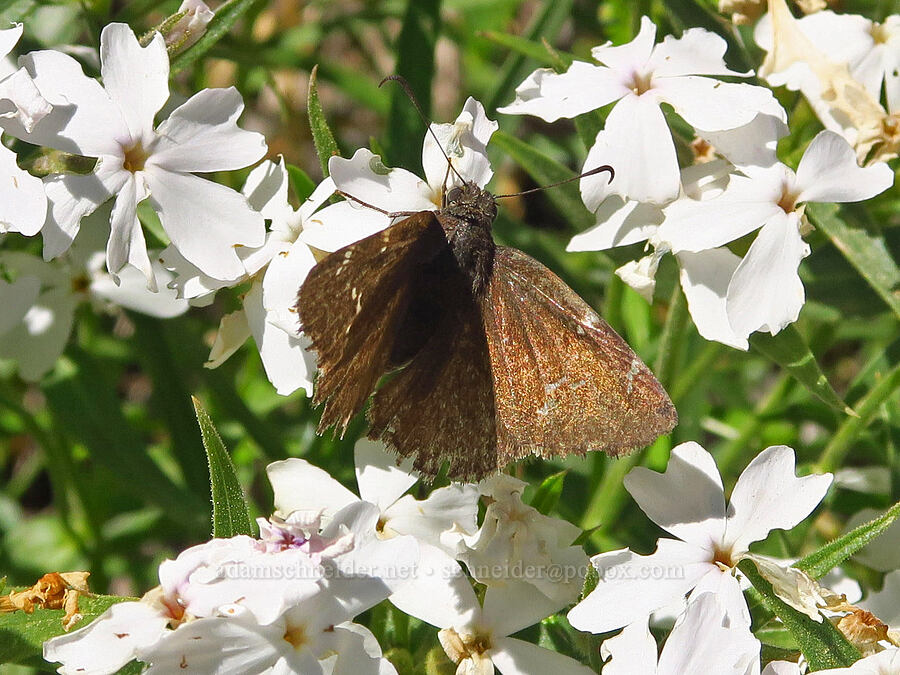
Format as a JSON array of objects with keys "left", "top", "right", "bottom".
[
  {"left": 777, "top": 183, "right": 800, "bottom": 213},
  {"left": 283, "top": 623, "right": 308, "bottom": 649},
  {"left": 712, "top": 547, "right": 734, "bottom": 570},
  {"left": 438, "top": 627, "right": 492, "bottom": 665},
  {"left": 869, "top": 22, "right": 890, "bottom": 44},
  {"left": 121, "top": 141, "right": 148, "bottom": 173},
  {"left": 628, "top": 70, "right": 653, "bottom": 95}
]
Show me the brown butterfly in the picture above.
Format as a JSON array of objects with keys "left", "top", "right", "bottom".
[{"left": 296, "top": 168, "right": 677, "bottom": 481}]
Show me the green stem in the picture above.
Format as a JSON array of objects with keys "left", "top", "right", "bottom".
[
  {"left": 653, "top": 284, "right": 688, "bottom": 389},
  {"left": 817, "top": 361, "right": 900, "bottom": 473},
  {"left": 669, "top": 341, "right": 724, "bottom": 403}
]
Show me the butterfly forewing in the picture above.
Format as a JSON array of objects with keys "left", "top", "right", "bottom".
[
  {"left": 297, "top": 212, "right": 447, "bottom": 435},
  {"left": 482, "top": 246, "right": 678, "bottom": 461}
]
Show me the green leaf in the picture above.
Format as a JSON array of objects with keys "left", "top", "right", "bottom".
[
  {"left": 796, "top": 500, "right": 900, "bottom": 579},
  {"left": 287, "top": 164, "right": 316, "bottom": 202},
  {"left": 0, "top": 593, "right": 132, "bottom": 666},
  {"left": 479, "top": 31, "right": 574, "bottom": 67},
  {"left": 817, "top": 361, "right": 900, "bottom": 472},
  {"left": 528, "top": 470, "right": 567, "bottom": 515},
  {"left": 308, "top": 64, "right": 341, "bottom": 178},
  {"left": 738, "top": 559, "right": 860, "bottom": 670},
  {"left": 749, "top": 326, "right": 851, "bottom": 414},
  {"left": 170, "top": 0, "right": 264, "bottom": 73},
  {"left": 490, "top": 130, "right": 593, "bottom": 231},
  {"left": 807, "top": 202, "right": 900, "bottom": 320},
  {"left": 192, "top": 397, "right": 254, "bottom": 538},
  {"left": 385, "top": 0, "right": 441, "bottom": 170}
]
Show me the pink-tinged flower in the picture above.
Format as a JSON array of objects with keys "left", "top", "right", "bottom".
[
  {"left": 499, "top": 16, "right": 780, "bottom": 205},
  {"left": 0, "top": 23, "right": 267, "bottom": 288},
  {"left": 568, "top": 442, "right": 833, "bottom": 633}
]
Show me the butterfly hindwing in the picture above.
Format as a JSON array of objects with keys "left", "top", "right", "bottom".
[
  {"left": 482, "top": 246, "right": 677, "bottom": 463},
  {"left": 367, "top": 292, "right": 499, "bottom": 481},
  {"left": 297, "top": 212, "right": 447, "bottom": 435}
]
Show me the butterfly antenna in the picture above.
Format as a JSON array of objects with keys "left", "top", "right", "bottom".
[
  {"left": 494, "top": 165, "right": 615, "bottom": 199},
  {"left": 380, "top": 74, "right": 466, "bottom": 186}
]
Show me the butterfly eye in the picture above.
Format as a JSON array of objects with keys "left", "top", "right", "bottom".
[{"left": 446, "top": 186, "right": 463, "bottom": 204}]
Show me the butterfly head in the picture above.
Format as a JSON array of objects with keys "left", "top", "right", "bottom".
[{"left": 443, "top": 182, "right": 497, "bottom": 227}]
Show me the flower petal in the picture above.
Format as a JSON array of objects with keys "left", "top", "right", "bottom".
[
  {"left": 657, "top": 592, "right": 760, "bottom": 675},
  {"left": 649, "top": 27, "right": 749, "bottom": 77},
  {"left": 100, "top": 24, "right": 169, "bottom": 141},
  {"left": 300, "top": 200, "right": 392, "bottom": 253},
  {"left": 591, "top": 16, "right": 657, "bottom": 71},
  {"left": 3, "top": 49, "right": 126, "bottom": 156},
  {"left": 205, "top": 309, "right": 251, "bottom": 368},
  {"left": 695, "top": 109, "right": 788, "bottom": 170},
  {"left": 492, "top": 636, "right": 596, "bottom": 675},
  {"left": 40, "top": 169, "right": 118, "bottom": 261},
  {"left": 567, "top": 541, "right": 714, "bottom": 633},
  {"left": 244, "top": 280, "right": 315, "bottom": 396},
  {"left": 0, "top": 274, "right": 40, "bottom": 335},
  {"left": 677, "top": 248, "right": 749, "bottom": 350},
  {"left": 656, "top": 76, "right": 779, "bottom": 132},
  {"left": 625, "top": 441, "right": 727, "bottom": 548},
  {"left": 0, "top": 24, "right": 22, "bottom": 60},
  {"left": 795, "top": 130, "right": 894, "bottom": 203},
  {"left": 384, "top": 484, "right": 479, "bottom": 549},
  {"left": 568, "top": 197, "right": 662, "bottom": 250},
  {"left": 0, "top": 137, "right": 47, "bottom": 236},
  {"left": 483, "top": 582, "right": 566, "bottom": 637},
  {"left": 0, "top": 67, "right": 52, "bottom": 132},
  {"left": 354, "top": 438, "right": 417, "bottom": 510},
  {"left": 587, "top": 94, "right": 680, "bottom": 204},
  {"left": 151, "top": 88, "right": 267, "bottom": 172},
  {"left": 107, "top": 174, "right": 155, "bottom": 288},
  {"left": 389, "top": 543, "right": 478, "bottom": 629},
  {"left": 328, "top": 149, "right": 435, "bottom": 214},
  {"left": 658, "top": 171, "right": 784, "bottom": 253},
  {"left": 497, "top": 61, "right": 627, "bottom": 122},
  {"left": 91, "top": 259, "right": 188, "bottom": 318},
  {"left": 723, "top": 445, "right": 832, "bottom": 554},
  {"left": 144, "top": 168, "right": 265, "bottom": 281},
  {"left": 725, "top": 212, "right": 809, "bottom": 339},
  {"left": 0, "top": 287, "right": 76, "bottom": 380},
  {"left": 266, "top": 458, "right": 358, "bottom": 519},
  {"left": 598, "top": 619, "right": 659, "bottom": 675},
  {"left": 422, "top": 97, "right": 497, "bottom": 192}
]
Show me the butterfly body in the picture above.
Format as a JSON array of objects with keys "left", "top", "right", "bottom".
[{"left": 298, "top": 181, "right": 677, "bottom": 480}]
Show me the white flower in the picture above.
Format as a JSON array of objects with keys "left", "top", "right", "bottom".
[
  {"left": 567, "top": 442, "right": 833, "bottom": 633},
  {"left": 43, "top": 599, "right": 173, "bottom": 675},
  {"left": 498, "top": 15, "right": 779, "bottom": 204},
  {"left": 765, "top": 649, "right": 900, "bottom": 675},
  {"left": 0, "top": 23, "right": 267, "bottom": 287},
  {"left": 600, "top": 593, "right": 760, "bottom": 675},
  {"left": 0, "top": 24, "right": 51, "bottom": 132},
  {"left": 755, "top": 11, "right": 900, "bottom": 113},
  {"left": 456, "top": 474, "right": 589, "bottom": 605},
  {"left": 656, "top": 130, "right": 894, "bottom": 342},
  {"left": 0, "top": 215, "right": 187, "bottom": 380},
  {"left": 164, "top": 0, "right": 214, "bottom": 52},
  {"left": 268, "top": 438, "right": 478, "bottom": 555},
  {"left": 137, "top": 604, "right": 396, "bottom": 675},
  {"left": 300, "top": 96, "right": 497, "bottom": 252},
  {"left": 163, "top": 158, "right": 336, "bottom": 395},
  {"left": 392, "top": 558, "right": 593, "bottom": 675}
]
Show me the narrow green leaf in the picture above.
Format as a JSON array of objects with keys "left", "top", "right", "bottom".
[
  {"left": 738, "top": 560, "right": 860, "bottom": 670},
  {"left": 286, "top": 164, "right": 316, "bottom": 202},
  {"left": 490, "top": 130, "right": 593, "bottom": 231},
  {"left": 796, "top": 499, "right": 900, "bottom": 579},
  {"left": 192, "top": 397, "right": 254, "bottom": 538},
  {"left": 0, "top": 594, "right": 132, "bottom": 666},
  {"left": 308, "top": 64, "right": 340, "bottom": 178},
  {"left": 818, "top": 361, "right": 900, "bottom": 472},
  {"left": 479, "top": 31, "right": 574, "bottom": 67},
  {"left": 170, "top": 0, "right": 264, "bottom": 73},
  {"left": 528, "top": 470, "right": 567, "bottom": 515},
  {"left": 749, "top": 326, "right": 851, "bottom": 414},
  {"left": 807, "top": 202, "right": 900, "bottom": 320},
  {"left": 386, "top": 0, "right": 441, "bottom": 171}
]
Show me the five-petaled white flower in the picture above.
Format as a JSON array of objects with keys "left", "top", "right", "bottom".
[
  {"left": 0, "top": 23, "right": 267, "bottom": 288},
  {"left": 498, "top": 15, "right": 779, "bottom": 205},
  {"left": 656, "top": 130, "right": 894, "bottom": 344},
  {"left": 568, "top": 442, "right": 833, "bottom": 633}
]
